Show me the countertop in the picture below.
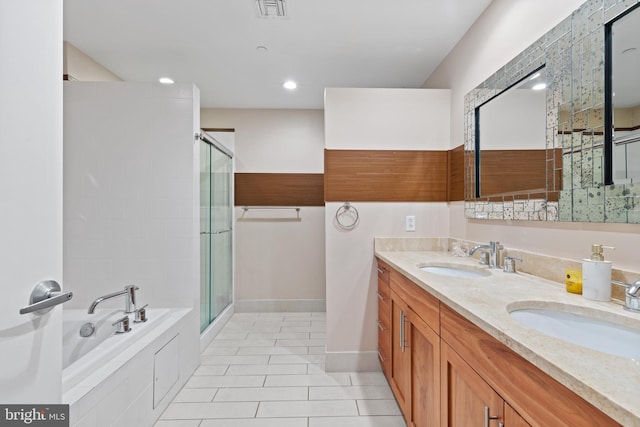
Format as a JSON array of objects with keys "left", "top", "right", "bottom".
[{"left": 375, "top": 250, "right": 640, "bottom": 426}]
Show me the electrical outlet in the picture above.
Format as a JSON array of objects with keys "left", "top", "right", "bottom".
[{"left": 405, "top": 215, "right": 416, "bottom": 232}]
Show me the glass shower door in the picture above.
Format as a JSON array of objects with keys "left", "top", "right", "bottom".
[{"left": 200, "top": 136, "right": 233, "bottom": 332}]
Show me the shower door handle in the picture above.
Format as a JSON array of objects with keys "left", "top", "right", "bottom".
[{"left": 200, "top": 229, "right": 232, "bottom": 235}]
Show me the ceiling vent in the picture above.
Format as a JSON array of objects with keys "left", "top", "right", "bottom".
[{"left": 255, "top": 0, "right": 287, "bottom": 18}]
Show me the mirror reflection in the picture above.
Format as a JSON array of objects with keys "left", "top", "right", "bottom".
[
  {"left": 607, "top": 3, "right": 640, "bottom": 184},
  {"left": 475, "top": 67, "right": 549, "bottom": 198}
]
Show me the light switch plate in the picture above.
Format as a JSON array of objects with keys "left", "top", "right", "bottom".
[{"left": 405, "top": 215, "right": 416, "bottom": 232}]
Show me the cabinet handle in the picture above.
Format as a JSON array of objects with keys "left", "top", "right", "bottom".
[
  {"left": 484, "top": 406, "right": 499, "bottom": 427},
  {"left": 377, "top": 267, "right": 386, "bottom": 274},
  {"left": 498, "top": 423, "right": 504, "bottom": 427},
  {"left": 377, "top": 320, "right": 385, "bottom": 331},
  {"left": 400, "top": 311, "right": 405, "bottom": 352},
  {"left": 378, "top": 351, "right": 385, "bottom": 362},
  {"left": 377, "top": 291, "right": 386, "bottom": 301}
]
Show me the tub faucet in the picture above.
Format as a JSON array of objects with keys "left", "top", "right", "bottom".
[{"left": 88, "top": 285, "right": 138, "bottom": 314}]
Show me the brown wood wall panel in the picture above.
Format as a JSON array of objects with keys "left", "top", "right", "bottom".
[
  {"left": 324, "top": 150, "right": 449, "bottom": 202},
  {"left": 448, "top": 145, "right": 465, "bottom": 201},
  {"left": 480, "top": 149, "right": 547, "bottom": 197},
  {"left": 235, "top": 173, "right": 324, "bottom": 206}
]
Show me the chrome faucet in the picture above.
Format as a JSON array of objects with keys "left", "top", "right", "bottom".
[
  {"left": 88, "top": 285, "right": 139, "bottom": 314},
  {"left": 613, "top": 280, "right": 640, "bottom": 313},
  {"left": 469, "top": 241, "right": 503, "bottom": 269},
  {"left": 469, "top": 244, "right": 491, "bottom": 265}
]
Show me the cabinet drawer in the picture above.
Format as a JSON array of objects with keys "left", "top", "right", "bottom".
[
  {"left": 378, "top": 324, "right": 391, "bottom": 376},
  {"left": 377, "top": 258, "right": 390, "bottom": 285},
  {"left": 390, "top": 270, "right": 439, "bottom": 332},
  {"left": 377, "top": 288, "right": 391, "bottom": 328}
]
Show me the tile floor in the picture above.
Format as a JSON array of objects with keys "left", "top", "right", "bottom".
[{"left": 155, "top": 312, "right": 406, "bottom": 427}]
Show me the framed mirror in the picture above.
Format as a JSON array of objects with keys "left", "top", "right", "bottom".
[
  {"left": 465, "top": 0, "right": 640, "bottom": 223},
  {"left": 605, "top": 3, "right": 640, "bottom": 186}
]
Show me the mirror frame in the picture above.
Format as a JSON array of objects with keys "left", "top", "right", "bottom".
[{"left": 465, "top": 0, "right": 640, "bottom": 223}]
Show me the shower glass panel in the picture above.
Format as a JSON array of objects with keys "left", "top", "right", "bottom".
[{"left": 200, "top": 135, "right": 233, "bottom": 332}]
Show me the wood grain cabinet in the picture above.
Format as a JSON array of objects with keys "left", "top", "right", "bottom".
[
  {"left": 388, "top": 268, "right": 441, "bottom": 427},
  {"left": 375, "top": 261, "right": 621, "bottom": 427},
  {"left": 376, "top": 259, "right": 392, "bottom": 377}
]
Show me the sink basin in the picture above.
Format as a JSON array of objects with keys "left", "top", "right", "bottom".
[
  {"left": 509, "top": 304, "right": 640, "bottom": 359},
  {"left": 418, "top": 263, "right": 490, "bottom": 278}
]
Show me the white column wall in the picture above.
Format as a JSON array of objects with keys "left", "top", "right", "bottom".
[
  {"left": 324, "top": 88, "right": 451, "bottom": 371},
  {"left": 201, "top": 109, "right": 326, "bottom": 311},
  {"left": 425, "top": 0, "right": 640, "bottom": 271},
  {"left": 0, "top": 0, "right": 63, "bottom": 403}
]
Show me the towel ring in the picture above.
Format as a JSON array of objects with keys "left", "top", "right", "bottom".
[{"left": 335, "top": 202, "right": 359, "bottom": 230}]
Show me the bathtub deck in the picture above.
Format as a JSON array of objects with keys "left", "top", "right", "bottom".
[{"left": 155, "top": 312, "right": 406, "bottom": 427}]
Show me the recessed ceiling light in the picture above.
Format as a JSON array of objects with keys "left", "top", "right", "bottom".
[
  {"left": 283, "top": 80, "right": 297, "bottom": 90},
  {"left": 158, "top": 77, "right": 174, "bottom": 85},
  {"left": 532, "top": 83, "right": 547, "bottom": 91},
  {"left": 256, "top": 0, "right": 286, "bottom": 18}
]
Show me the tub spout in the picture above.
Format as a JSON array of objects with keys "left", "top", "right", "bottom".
[{"left": 88, "top": 285, "right": 138, "bottom": 314}]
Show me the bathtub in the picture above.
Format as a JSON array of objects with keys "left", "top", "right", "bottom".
[{"left": 62, "top": 307, "right": 197, "bottom": 427}]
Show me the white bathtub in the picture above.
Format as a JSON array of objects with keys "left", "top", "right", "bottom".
[{"left": 62, "top": 307, "right": 196, "bottom": 427}]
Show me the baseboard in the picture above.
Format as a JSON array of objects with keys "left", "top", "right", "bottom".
[
  {"left": 325, "top": 351, "right": 381, "bottom": 372},
  {"left": 234, "top": 299, "right": 326, "bottom": 313},
  {"left": 200, "top": 303, "right": 234, "bottom": 352}
]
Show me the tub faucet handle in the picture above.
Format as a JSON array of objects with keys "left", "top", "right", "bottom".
[
  {"left": 134, "top": 304, "right": 148, "bottom": 323},
  {"left": 112, "top": 316, "right": 131, "bottom": 333}
]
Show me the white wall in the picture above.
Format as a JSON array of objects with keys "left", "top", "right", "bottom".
[
  {"left": 63, "top": 41, "right": 122, "bottom": 82},
  {"left": 63, "top": 82, "right": 200, "bottom": 374},
  {"left": 0, "top": 0, "right": 63, "bottom": 403},
  {"left": 201, "top": 109, "right": 326, "bottom": 310},
  {"left": 425, "top": 0, "right": 640, "bottom": 272},
  {"left": 324, "top": 88, "right": 451, "bottom": 371}
]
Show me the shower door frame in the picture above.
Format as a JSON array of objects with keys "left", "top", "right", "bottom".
[{"left": 199, "top": 131, "right": 234, "bottom": 333}]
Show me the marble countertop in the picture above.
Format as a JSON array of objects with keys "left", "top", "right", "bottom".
[{"left": 375, "top": 249, "right": 640, "bottom": 426}]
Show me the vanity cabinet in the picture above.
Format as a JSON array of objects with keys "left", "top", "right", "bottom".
[
  {"left": 387, "top": 269, "right": 441, "bottom": 427},
  {"left": 440, "top": 304, "right": 619, "bottom": 427},
  {"left": 377, "top": 260, "right": 391, "bottom": 377},
  {"left": 375, "top": 259, "right": 621, "bottom": 427}
]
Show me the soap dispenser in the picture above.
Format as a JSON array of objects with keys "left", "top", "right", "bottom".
[{"left": 582, "top": 244, "right": 614, "bottom": 302}]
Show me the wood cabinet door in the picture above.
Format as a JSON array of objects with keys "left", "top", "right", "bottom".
[
  {"left": 408, "top": 308, "right": 440, "bottom": 427},
  {"left": 390, "top": 291, "right": 411, "bottom": 419},
  {"left": 441, "top": 341, "right": 503, "bottom": 427},
  {"left": 504, "top": 403, "right": 531, "bottom": 427}
]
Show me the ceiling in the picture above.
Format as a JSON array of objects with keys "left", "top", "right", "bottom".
[{"left": 63, "top": 0, "right": 492, "bottom": 109}]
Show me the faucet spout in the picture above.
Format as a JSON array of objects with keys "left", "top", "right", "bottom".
[
  {"left": 469, "top": 244, "right": 490, "bottom": 255},
  {"left": 88, "top": 285, "right": 138, "bottom": 314}
]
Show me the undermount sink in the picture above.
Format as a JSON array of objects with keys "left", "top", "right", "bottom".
[
  {"left": 508, "top": 303, "right": 640, "bottom": 359},
  {"left": 417, "top": 263, "right": 490, "bottom": 278}
]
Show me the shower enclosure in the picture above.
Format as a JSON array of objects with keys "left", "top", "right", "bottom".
[{"left": 200, "top": 132, "right": 233, "bottom": 332}]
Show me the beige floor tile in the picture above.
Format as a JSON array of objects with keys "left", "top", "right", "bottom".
[
  {"left": 246, "top": 332, "right": 310, "bottom": 340},
  {"left": 308, "top": 346, "right": 325, "bottom": 355},
  {"left": 226, "top": 364, "right": 308, "bottom": 376},
  {"left": 209, "top": 339, "right": 275, "bottom": 347},
  {"left": 269, "top": 354, "right": 325, "bottom": 365},
  {"left": 184, "top": 375, "right": 265, "bottom": 389},
  {"left": 201, "top": 355, "right": 269, "bottom": 365},
  {"left": 201, "top": 346, "right": 238, "bottom": 356},
  {"left": 356, "top": 399, "right": 402, "bottom": 416},
  {"left": 264, "top": 373, "right": 351, "bottom": 387},
  {"left": 154, "top": 420, "right": 202, "bottom": 427},
  {"left": 309, "top": 416, "right": 406, "bottom": 427},
  {"left": 309, "top": 385, "right": 394, "bottom": 400},
  {"left": 237, "top": 346, "right": 308, "bottom": 356},
  {"left": 200, "top": 418, "right": 307, "bottom": 427},
  {"left": 214, "top": 386, "right": 308, "bottom": 402},
  {"left": 193, "top": 365, "right": 228, "bottom": 376},
  {"left": 275, "top": 339, "right": 326, "bottom": 347},
  {"left": 350, "top": 372, "right": 388, "bottom": 386},
  {"left": 256, "top": 400, "right": 358, "bottom": 418},
  {"left": 172, "top": 388, "right": 218, "bottom": 403},
  {"left": 161, "top": 402, "right": 258, "bottom": 420}
]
